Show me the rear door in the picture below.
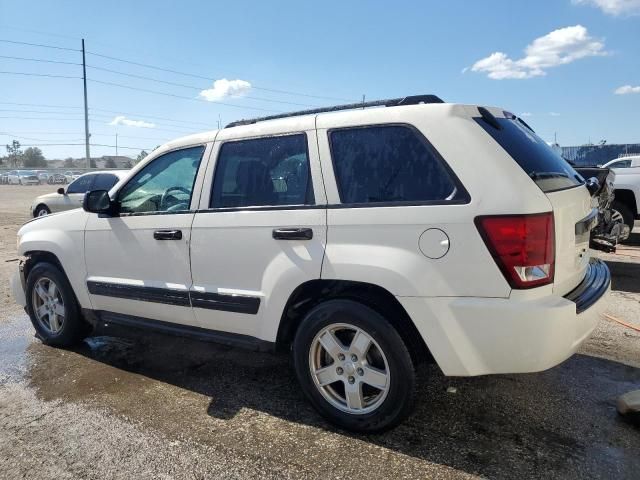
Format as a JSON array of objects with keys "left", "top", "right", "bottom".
[{"left": 190, "top": 126, "right": 327, "bottom": 342}]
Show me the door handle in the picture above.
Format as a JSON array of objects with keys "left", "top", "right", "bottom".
[
  {"left": 153, "top": 229, "right": 183, "bottom": 240},
  {"left": 272, "top": 228, "right": 313, "bottom": 240}
]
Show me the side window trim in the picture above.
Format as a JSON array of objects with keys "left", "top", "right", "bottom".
[
  {"left": 115, "top": 144, "right": 207, "bottom": 217},
  {"left": 327, "top": 122, "right": 470, "bottom": 207},
  {"left": 207, "top": 132, "right": 315, "bottom": 210}
]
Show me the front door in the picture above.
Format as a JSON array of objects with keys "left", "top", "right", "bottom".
[
  {"left": 190, "top": 129, "right": 327, "bottom": 342},
  {"left": 84, "top": 145, "right": 209, "bottom": 326}
]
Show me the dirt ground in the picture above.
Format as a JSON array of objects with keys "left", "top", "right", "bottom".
[{"left": 0, "top": 184, "right": 638, "bottom": 479}]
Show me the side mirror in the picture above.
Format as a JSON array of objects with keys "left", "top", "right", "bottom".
[
  {"left": 83, "top": 190, "right": 114, "bottom": 215},
  {"left": 57, "top": 187, "right": 65, "bottom": 195},
  {"left": 585, "top": 177, "right": 600, "bottom": 197}
]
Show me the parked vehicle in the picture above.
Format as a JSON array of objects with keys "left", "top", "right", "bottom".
[
  {"left": 11, "top": 96, "right": 611, "bottom": 432},
  {"left": 569, "top": 165, "right": 629, "bottom": 250},
  {"left": 47, "top": 173, "right": 67, "bottom": 185},
  {"left": 1, "top": 170, "right": 16, "bottom": 184},
  {"left": 8, "top": 170, "right": 40, "bottom": 185},
  {"left": 600, "top": 155, "right": 640, "bottom": 169},
  {"left": 30, "top": 170, "right": 128, "bottom": 217},
  {"left": 36, "top": 171, "right": 50, "bottom": 184},
  {"left": 64, "top": 171, "right": 83, "bottom": 183},
  {"left": 600, "top": 156, "right": 640, "bottom": 239}
]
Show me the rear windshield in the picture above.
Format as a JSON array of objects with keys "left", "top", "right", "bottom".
[{"left": 476, "top": 114, "right": 584, "bottom": 193}]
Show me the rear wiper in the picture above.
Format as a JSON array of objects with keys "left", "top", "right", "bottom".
[{"left": 529, "top": 171, "right": 570, "bottom": 180}]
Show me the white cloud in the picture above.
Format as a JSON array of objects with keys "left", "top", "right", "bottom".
[
  {"left": 614, "top": 84, "right": 640, "bottom": 94},
  {"left": 469, "top": 25, "right": 607, "bottom": 80},
  {"left": 572, "top": 0, "right": 640, "bottom": 16},
  {"left": 109, "top": 115, "right": 155, "bottom": 128},
  {"left": 521, "top": 112, "right": 533, "bottom": 117},
  {"left": 199, "top": 78, "right": 251, "bottom": 101},
  {"left": 549, "top": 112, "right": 562, "bottom": 116}
]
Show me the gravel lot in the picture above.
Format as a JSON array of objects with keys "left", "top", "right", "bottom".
[{"left": 0, "top": 184, "right": 638, "bottom": 479}]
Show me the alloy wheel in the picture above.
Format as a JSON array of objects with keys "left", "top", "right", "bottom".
[
  {"left": 309, "top": 323, "right": 390, "bottom": 414},
  {"left": 31, "top": 277, "right": 65, "bottom": 334}
]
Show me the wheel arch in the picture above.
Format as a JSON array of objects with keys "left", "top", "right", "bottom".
[
  {"left": 276, "top": 279, "right": 433, "bottom": 366},
  {"left": 32, "top": 203, "right": 50, "bottom": 217},
  {"left": 614, "top": 189, "right": 638, "bottom": 216}
]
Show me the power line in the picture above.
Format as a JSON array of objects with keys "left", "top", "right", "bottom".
[
  {"left": 88, "top": 78, "right": 277, "bottom": 112},
  {"left": 0, "top": 130, "right": 171, "bottom": 141},
  {"left": 0, "top": 39, "right": 80, "bottom": 52},
  {"left": 0, "top": 116, "right": 85, "bottom": 121},
  {"left": 0, "top": 109, "right": 86, "bottom": 116},
  {"left": 90, "top": 108, "right": 212, "bottom": 127},
  {"left": 1, "top": 36, "right": 356, "bottom": 103},
  {"left": 16, "top": 142, "right": 153, "bottom": 150},
  {"left": 86, "top": 65, "right": 318, "bottom": 107},
  {"left": 0, "top": 54, "right": 81, "bottom": 66},
  {"left": 0, "top": 71, "right": 81, "bottom": 79},
  {"left": 0, "top": 101, "right": 82, "bottom": 109},
  {"left": 85, "top": 50, "right": 354, "bottom": 102}
]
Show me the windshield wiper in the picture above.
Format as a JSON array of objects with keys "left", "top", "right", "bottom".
[{"left": 529, "top": 171, "right": 570, "bottom": 180}]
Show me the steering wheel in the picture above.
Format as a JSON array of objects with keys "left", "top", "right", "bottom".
[{"left": 160, "top": 186, "right": 190, "bottom": 211}]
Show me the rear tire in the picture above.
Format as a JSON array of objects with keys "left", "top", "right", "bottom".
[
  {"left": 292, "top": 299, "right": 416, "bottom": 433},
  {"left": 25, "top": 262, "right": 86, "bottom": 347},
  {"left": 611, "top": 200, "right": 635, "bottom": 241}
]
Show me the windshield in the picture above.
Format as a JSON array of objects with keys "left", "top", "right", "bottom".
[{"left": 475, "top": 112, "right": 584, "bottom": 193}]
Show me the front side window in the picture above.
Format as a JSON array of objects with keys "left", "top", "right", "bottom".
[
  {"left": 118, "top": 146, "right": 204, "bottom": 214},
  {"left": 211, "top": 134, "right": 313, "bottom": 208},
  {"left": 329, "top": 125, "right": 465, "bottom": 204},
  {"left": 67, "top": 174, "right": 95, "bottom": 194}
]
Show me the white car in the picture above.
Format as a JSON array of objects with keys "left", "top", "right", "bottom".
[
  {"left": 601, "top": 156, "right": 640, "bottom": 237},
  {"left": 8, "top": 170, "right": 40, "bottom": 185},
  {"left": 11, "top": 96, "right": 610, "bottom": 432},
  {"left": 64, "top": 171, "right": 83, "bottom": 183},
  {"left": 30, "top": 171, "right": 129, "bottom": 217}
]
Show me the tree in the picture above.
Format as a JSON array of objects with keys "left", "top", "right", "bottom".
[
  {"left": 6, "top": 140, "right": 22, "bottom": 167},
  {"left": 123, "top": 160, "right": 132, "bottom": 168},
  {"left": 90, "top": 158, "right": 97, "bottom": 168},
  {"left": 136, "top": 150, "right": 148, "bottom": 164},
  {"left": 22, "top": 147, "right": 47, "bottom": 168},
  {"left": 104, "top": 157, "right": 117, "bottom": 168},
  {"left": 63, "top": 157, "right": 75, "bottom": 168}
]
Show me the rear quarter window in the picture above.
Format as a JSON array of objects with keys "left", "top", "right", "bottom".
[
  {"left": 329, "top": 125, "right": 468, "bottom": 205},
  {"left": 476, "top": 114, "right": 584, "bottom": 193}
]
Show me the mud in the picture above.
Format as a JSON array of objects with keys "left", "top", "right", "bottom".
[{"left": 1, "top": 184, "right": 639, "bottom": 479}]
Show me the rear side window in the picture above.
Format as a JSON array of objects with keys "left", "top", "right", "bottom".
[
  {"left": 476, "top": 115, "right": 584, "bottom": 193},
  {"left": 329, "top": 125, "right": 467, "bottom": 205},
  {"left": 211, "top": 134, "right": 313, "bottom": 208},
  {"left": 93, "top": 173, "right": 119, "bottom": 190}
]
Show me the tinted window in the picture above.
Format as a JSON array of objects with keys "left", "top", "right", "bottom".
[
  {"left": 211, "top": 134, "right": 313, "bottom": 208},
  {"left": 119, "top": 146, "right": 204, "bottom": 214},
  {"left": 93, "top": 173, "right": 119, "bottom": 190},
  {"left": 67, "top": 174, "right": 95, "bottom": 194},
  {"left": 476, "top": 116, "right": 584, "bottom": 192},
  {"left": 610, "top": 160, "right": 631, "bottom": 169},
  {"left": 329, "top": 125, "right": 463, "bottom": 204}
]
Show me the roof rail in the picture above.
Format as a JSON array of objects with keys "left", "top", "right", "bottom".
[{"left": 225, "top": 94, "right": 444, "bottom": 128}]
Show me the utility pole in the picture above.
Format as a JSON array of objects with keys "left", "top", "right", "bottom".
[{"left": 82, "top": 39, "right": 91, "bottom": 169}]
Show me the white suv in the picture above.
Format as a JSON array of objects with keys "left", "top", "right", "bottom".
[{"left": 11, "top": 96, "right": 610, "bottom": 432}]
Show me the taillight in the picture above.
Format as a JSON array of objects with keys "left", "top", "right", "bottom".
[{"left": 475, "top": 213, "right": 555, "bottom": 289}]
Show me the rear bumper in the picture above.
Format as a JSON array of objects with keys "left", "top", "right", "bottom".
[{"left": 398, "top": 259, "right": 611, "bottom": 376}]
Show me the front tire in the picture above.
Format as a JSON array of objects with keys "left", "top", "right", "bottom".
[
  {"left": 25, "top": 262, "right": 86, "bottom": 347},
  {"left": 293, "top": 299, "right": 416, "bottom": 433},
  {"left": 34, "top": 205, "right": 51, "bottom": 217}
]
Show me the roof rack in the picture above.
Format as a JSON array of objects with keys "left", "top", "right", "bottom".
[{"left": 225, "top": 94, "right": 444, "bottom": 128}]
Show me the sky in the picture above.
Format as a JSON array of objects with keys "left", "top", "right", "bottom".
[{"left": 0, "top": 0, "right": 639, "bottom": 160}]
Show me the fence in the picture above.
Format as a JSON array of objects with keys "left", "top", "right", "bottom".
[{"left": 561, "top": 144, "right": 640, "bottom": 166}]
